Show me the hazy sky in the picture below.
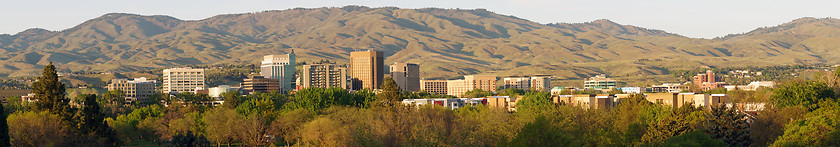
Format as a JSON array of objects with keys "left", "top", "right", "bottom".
[{"left": 1, "top": 0, "right": 837, "bottom": 38}]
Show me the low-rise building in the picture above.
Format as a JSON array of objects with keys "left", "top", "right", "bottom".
[
  {"left": 584, "top": 74, "right": 617, "bottom": 90},
  {"left": 208, "top": 85, "right": 240, "bottom": 98},
  {"left": 725, "top": 81, "right": 775, "bottom": 91},
  {"left": 420, "top": 80, "right": 448, "bottom": 95},
  {"left": 401, "top": 98, "right": 489, "bottom": 110}
]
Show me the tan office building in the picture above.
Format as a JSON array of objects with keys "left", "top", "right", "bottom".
[
  {"left": 301, "top": 64, "right": 348, "bottom": 89},
  {"left": 351, "top": 51, "right": 384, "bottom": 90},
  {"left": 390, "top": 62, "right": 420, "bottom": 92},
  {"left": 420, "top": 80, "right": 448, "bottom": 95},
  {"left": 163, "top": 68, "right": 205, "bottom": 94},
  {"left": 107, "top": 77, "right": 156, "bottom": 103},
  {"left": 447, "top": 75, "right": 497, "bottom": 97}
]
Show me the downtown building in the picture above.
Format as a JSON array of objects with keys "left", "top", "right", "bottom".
[
  {"left": 107, "top": 77, "right": 156, "bottom": 103},
  {"left": 390, "top": 62, "right": 420, "bottom": 92},
  {"left": 260, "top": 52, "right": 296, "bottom": 93},
  {"left": 162, "top": 68, "right": 206, "bottom": 94},
  {"left": 447, "top": 75, "right": 498, "bottom": 97},
  {"left": 243, "top": 76, "right": 280, "bottom": 94},
  {"left": 584, "top": 74, "right": 617, "bottom": 90},
  {"left": 420, "top": 79, "right": 448, "bottom": 95},
  {"left": 300, "top": 64, "right": 349, "bottom": 89},
  {"left": 693, "top": 70, "right": 728, "bottom": 91},
  {"left": 351, "top": 50, "right": 384, "bottom": 90},
  {"left": 501, "top": 75, "right": 553, "bottom": 92}
]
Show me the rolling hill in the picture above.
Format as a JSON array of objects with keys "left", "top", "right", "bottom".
[{"left": 1, "top": 6, "right": 839, "bottom": 85}]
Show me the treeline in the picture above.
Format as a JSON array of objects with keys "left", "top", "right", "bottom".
[
  {"left": 671, "top": 65, "right": 825, "bottom": 84},
  {"left": 1, "top": 63, "right": 839, "bottom": 146}
]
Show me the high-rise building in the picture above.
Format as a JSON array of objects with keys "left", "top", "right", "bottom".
[
  {"left": 584, "top": 74, "right": 616, "bottom": 90},
  {"left": 420, "top": 80, "right": 448, "bottom": 95},
  {"left": 351, "top": 50, "right": 384, "bottom": 90},
  {"left": 301, "top": 64, "right": 348, "bottom": 89},
  {"left": 260, "top": 52, "right": 296, "bottom": 93},
  {"left": 163, "top": 68, "right": 205, "bottom": 94},
  {"left": 107, "top": 77, "right": 156, "bottom": 103},
  {"left": 243, "top": 76, "right": 280, "bottom": 94},
  {"left": 390, "top": 62, "right": 420, "bottom": 92}
]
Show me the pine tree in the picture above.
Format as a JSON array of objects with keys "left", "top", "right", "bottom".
[
  {"left": 377, "top": 77, "right": 403, "bottom": 102},
  {"left": 0, "top": 102, "right": 10, "bottom": 147},
  {"left": 705, "top": 105, "right": 751, "bottom": 147},
  {"left": 32, "top": 62, "right": 72, "bottom": 122},
  {"left": 222, "top": 91, "right": 243, "bottom": 109},
  {"left": 78, "top": 94, "right": 120, "bottom": 146}
]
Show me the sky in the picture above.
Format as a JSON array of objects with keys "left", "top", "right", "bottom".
[{"left": 0, "top": 0, "right": 838, "bottom": 38}]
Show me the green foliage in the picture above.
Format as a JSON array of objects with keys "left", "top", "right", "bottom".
[
  {"left": 221, "top": 91, "right": 243, "bottom": 109},
  {"left": 7, "top": 111, "right": 69, "bottom": 146},
  {"left": 751, "top": 106, "right": 808, "bottom": 147},
  {"left": 771, "top": 81, "right": 836, "bottom": 110},
  {"left": 515, "top": 91, "right": 555, "bottom": 121},
  {"left": 32, "top": 62, "right": 72, "bottom": 122},
  {"left": 660, "top": 130, "right": 727, "bottom": 147},
  {"left": 705, "top": 105, "right": 751, "bottom": 146},
  {"left": 169, "top": 131, "right": 210, "bottom": 147},
  {"left": 499, "top": 88, "right": 526, "bottom": 97},
  {"left": 285, "top": 87, "right": 372, "bottom": 111},
  {"left": 462, "top": 89, "right": 493, "bottom": 98},
  {"left": 507, "top": 116, "right": 570, "bottom": 146},
  {"left": 377, "top": 77, "right": 403, "bottom": 102},
  {"left": 107, "top": 105, "right": 164, "bottom": 143},
  {"left": 76, "top": 94, "right": 120, "bottom": 146},
  {"left": 772, "top": 99, "right": 840, "bottom": 146},
  {"left": 641, "top": 105, "right": 705, "bottom": 144},
  {"left": 0, "top": 102, "right": 9, "bottom": 147}
]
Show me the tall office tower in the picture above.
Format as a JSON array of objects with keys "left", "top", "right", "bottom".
[
  {"left": 260, "top": 51, "right": 296, "bottom": 93},
  {"left": 107, "top": 77, "right": 156, "bottom": 103},
  {"left": 301, "top": 64, "right": 348, "bottom": 89},
  {"left": 350, "top": 50, "right": 384, "bottom": 90},
  {"left": 163, "top": 68, "right": 206, "bottom": 94},
  {"left": 390, "top": 62, "right": 420, "bottom": 92}
]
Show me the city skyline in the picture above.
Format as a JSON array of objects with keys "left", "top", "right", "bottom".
[{"left": 1, "top": 0, "right": 839, "bottom": 38}]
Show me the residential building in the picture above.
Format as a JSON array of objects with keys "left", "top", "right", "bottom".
[
  {"left": 243, "top": 76, "right": 280, "bottom": 94},
  {"left": 208, "top": 85, "right": 240, "bottom": 98},
  {"left": 584, "top": 74, "right": 617, "bottom": 90},
  {"left": 503, "top": 76, "right": 531, "bottom": 90},
  {"left": 447, "top": 75, "right": 498, "bottom": 97},
  {"left": 390, "top": 62, "right": 420, "bottom": 91},
  {"left": 301, "top": 64, "right": 349, "bottom": 89},
  {"left": 162, "top": 68, "right": 205, "bottom": 94},
  {"left": 20, "top": 93, "right": 36, "bottom": 103},
  {"left": 620, "top": 87, "right": 643, "bottom": 94},
  {"left": 107, "top": 77, "right": 157, "bottom": 103},
  {"left": 351, "top": 50, "right": 384, "bottom": 90},
  {"left": 420, "top": 79, "right": 448, "bottom": 95},
  {"left": 693, "top": 70, "right": 728, "bottom": 91},
  {"left": 260, "top": 52, "right": 296, "bottom": 93},
  {"left": 402, "top": 98, "right": 489, "bottom": 110},
  {"left": 530, "top": 75, "right": 553, "bottom": 92}
]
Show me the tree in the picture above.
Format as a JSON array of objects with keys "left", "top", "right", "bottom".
[
  {"left": 659, "top": 130, "right": 726, "bottom": 146},
  {"left": 221, "top": 91, "right": 243, "bottom": 109},
  {"left": 0, "top": 102, "right": 9, "bottom": 147},
  {"left": 750, "top": 106, "right": 807, "bottom": 146},
  {"left": 100, "top": 89, "right": 127, "bottom": 118},
  {"left": 7, "top": 111, "right": 69, "bottom": 146},
  {"left": 32, "top": 62, "right": 72, "bottom": 121},
  {"left": 77, "top": 94, "right": 120, "bottom": 146},
  {"left": 704, "top": 105, "right": 751, "bottom": 146},
  {"left": 507, "top": 116, "right": 569, "bottom": 146},
  {"left": 772, "top": 100, "right": 840, "bottom": 146},
  {"left": 378, "top": 77, "right": 402, "bottom": 102},
  {"left": 203, "top": 107, "right": 242, "bottom": 146},
  {"left": 641, "top": 105, "right": 705, "bottom": 144},
  {"left": 462, "top": 89, "right": 492, "bottom": 98},
  {"left": 771, "top": 81, "right": 836, "bottom": 110}
]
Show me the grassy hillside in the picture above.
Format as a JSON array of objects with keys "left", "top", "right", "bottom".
[{"left": 2, "top": 6, "right": 840, "bottom": 85}]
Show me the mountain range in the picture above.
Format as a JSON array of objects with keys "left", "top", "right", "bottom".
[{"left": 2, "top": 6, "right": 839, "bottom": 83}]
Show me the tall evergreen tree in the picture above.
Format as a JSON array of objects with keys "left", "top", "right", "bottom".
[
  {"left": 31, "top": 62, "right": 72, "bottom": 121},
  {"left": 77, "top": 94, "right": 120, "bottom": 146},
  {"left": 705, "top": 105, "right": 751, "bottom": 147},
  {"left": 378, "top": 77, "right": 403, "bottom": 102},
  {"left": 0, "top": 102, "right": 10, "bottom": 147}
]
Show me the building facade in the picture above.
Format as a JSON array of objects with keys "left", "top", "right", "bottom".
[
  {"left": 503, "top": 76, "right": 530, "bottom": 90},
  {"left": 390, "top": 62, "right": 420, "bottom": 92},
  {"left": 163, "top": 68, "right": 205, "bottom": 94},
  {"left": 260, "top": 52, "right": 296, "bottom": 93},
  {"left": 584, "top": 74, "right": 616, "bottom": 90},
  {"left": 693, "top": 70, "right": 728, "bottom": 91},
  {"left": 107, "top": 77, "right": 156, "bottom": 103},
  {"left": 351, "top": 50, "right": 384, "bottom": 90},
  {"left": 243, "top": 76, "right": 280, "bottom": 94},
  {"left": 530, "top": 75, "right": 552, "bottom": 92},
  {"left": 420, "top": 80, "right": 448, "bottom": 95},
  {"left": 301, "top": 64, "right": 348, "bottom": 89},
  {"left": 208, "top": 85, "right": 240, "bottom": 98}
]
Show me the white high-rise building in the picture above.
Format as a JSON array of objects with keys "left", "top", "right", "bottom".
[
  {"left": 260, "top": 51, "right": 296, "bottom": 93},
  {"left": 163, "top": 68, "right": 206, "bottom": 94}
]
